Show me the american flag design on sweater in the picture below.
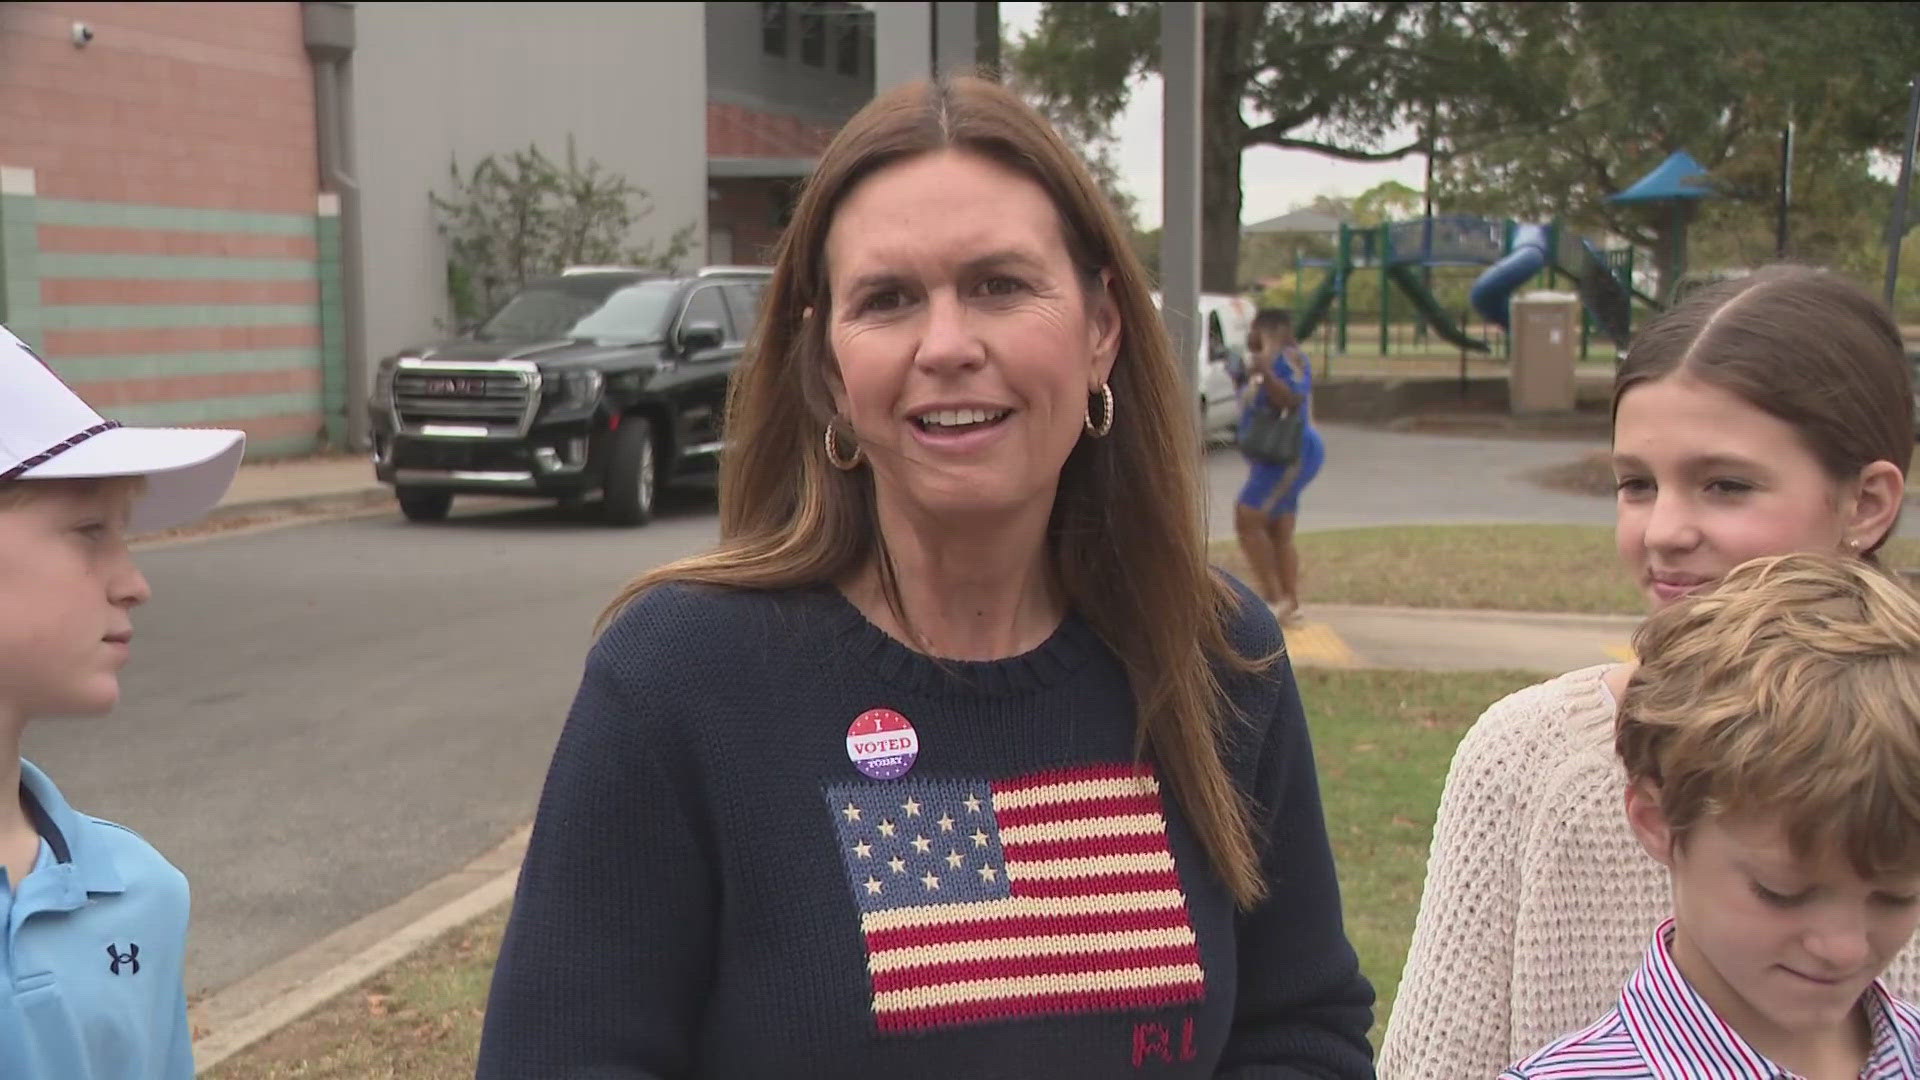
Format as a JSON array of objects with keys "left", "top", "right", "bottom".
[{"left": 824, "top": 764, "right": 1206, "bottom": 1033}]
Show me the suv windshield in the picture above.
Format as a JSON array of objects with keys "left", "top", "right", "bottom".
[{"left": 476, "top": 278, "right": 678, "bottom": 343}]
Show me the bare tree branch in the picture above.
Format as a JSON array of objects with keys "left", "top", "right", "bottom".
[{"left": 1247, "top": 134, "right": 1429, "bottom": 162}]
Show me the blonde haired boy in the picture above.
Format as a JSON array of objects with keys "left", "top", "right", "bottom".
[
  {"left": 1504, "top": 552, "right": 1920, "bottom": 1079},
  {"left": 0, "top": 325, "right": 244, "bottom": 1078}
]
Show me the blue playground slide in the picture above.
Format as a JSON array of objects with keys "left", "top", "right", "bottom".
[{"left": 1469, "top": 223, "right": 1551, "bottom": 329}]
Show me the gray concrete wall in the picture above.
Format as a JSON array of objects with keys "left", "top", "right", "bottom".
[
  {"left": 873, "top": 1, "right": 978, "bottom": 93},
  {"left": 349, "top": 2, "right": 706, "bottom": 361},
  {"left": 707, "top": 2, "right": 871, "bottom": 126},
  {"left": 873, "top": 2, "right": 932, "bottom": 92}
]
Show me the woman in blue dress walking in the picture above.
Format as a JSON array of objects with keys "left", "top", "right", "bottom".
[{"left": 1233, "top": 308, "right": 1324, "bottom": 624}]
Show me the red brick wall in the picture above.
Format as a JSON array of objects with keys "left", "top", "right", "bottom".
[
  {"left": 0, "top": 1, "right": 317, "bottom": 210},
  {"left": 0, "top": 2, "right": 326, "bottom": 453}
]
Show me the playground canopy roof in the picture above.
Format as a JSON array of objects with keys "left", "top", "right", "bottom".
[
  {"left": 1608, "top": 150, "right": 1713, "bottom": 204},
  {"left": 1244, "top": 207, "right": 1346, "bottom": 235}
]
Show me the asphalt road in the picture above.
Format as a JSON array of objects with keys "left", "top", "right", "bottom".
[
  {"left": 22, "top": 424, "right": 1610, "bottom": 997},
  {"left": 1207, "top": 422, "right": 1613, "bottom": 536}
]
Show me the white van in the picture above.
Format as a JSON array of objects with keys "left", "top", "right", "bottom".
[{"left": 1152, "top": 291, "right": 1255, "bottom": 443}]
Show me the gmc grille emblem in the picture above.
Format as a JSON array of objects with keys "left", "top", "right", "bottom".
[{"left": 422, "top": 377, "right": 489, "bottom": 396}]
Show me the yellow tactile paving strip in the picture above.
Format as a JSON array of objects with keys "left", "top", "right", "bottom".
[{"left": 1283, "top": 621, "right": 1361, "bottom": 668}]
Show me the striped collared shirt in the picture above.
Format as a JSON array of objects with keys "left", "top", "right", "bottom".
[{"left": 1502, "top": 918, "right": 1920, "bottom": 1079}]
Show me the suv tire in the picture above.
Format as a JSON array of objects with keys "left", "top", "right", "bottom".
[
  {"left": 603, "top": 416, "right": 659, "bottom": 527},
  {"left": 397, "top": 488, "right": 453, "bottom": 523}
]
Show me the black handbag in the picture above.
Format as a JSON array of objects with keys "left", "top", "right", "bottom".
[{"left": 1241, "top": 396, "right": 1305, "bottom": 466}]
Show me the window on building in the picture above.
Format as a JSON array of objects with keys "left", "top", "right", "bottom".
[
  {"left": 799, "top": 5, "right": 826, "bottom": 67},
  {"left": 761, "top": 2, "right": 788, "bottom": 57},
  {"left": 835, "top": 11, "right": 867, "bottom": 77}
]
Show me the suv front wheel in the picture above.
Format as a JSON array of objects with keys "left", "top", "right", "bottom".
[
  {"left": 603, "top": 416, "right": 660, "bottom": 527},
  {"left": 397, "top": 488, "right": 453, "bottom": 523}
]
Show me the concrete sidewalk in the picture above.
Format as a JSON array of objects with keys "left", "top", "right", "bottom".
[
  {"left": 1282, "top": 603, "right": 1635, "bottom": 673},
  {"left": 215, "top": 452, "right": 384, "bottom": 513}
]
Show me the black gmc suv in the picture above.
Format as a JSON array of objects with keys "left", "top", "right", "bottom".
[{"left": 368, "top": 266, "right": 770, "bottom": 525}]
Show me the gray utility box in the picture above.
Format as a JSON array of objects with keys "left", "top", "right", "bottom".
[{"left": 1509, "top": 291, "right": 1580, "bottom": 414}]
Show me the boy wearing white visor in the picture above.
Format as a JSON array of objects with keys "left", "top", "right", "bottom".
[{"left": 0, "top": 323, "right": 243, "bottom": 1078}]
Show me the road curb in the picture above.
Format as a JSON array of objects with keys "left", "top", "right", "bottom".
[
  {"left": 132, "top": 487, "right": 395, "bottom": 549},
  {"left": 208, "top": 486, "right": 393, "bottom": 523},
  {"left": 1306, "top": 601, "right": 1644, "bottom": 630},
  {"left": 190, "top": 825, "right": 529, "bottom": 1074}
]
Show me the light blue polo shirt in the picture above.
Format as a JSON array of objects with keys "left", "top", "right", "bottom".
[{"left": 0, "top": 760, "right": 192, "bottom": 1079}]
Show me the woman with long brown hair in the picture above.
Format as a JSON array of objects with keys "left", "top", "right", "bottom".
[{"left": 476, "top": 75, "right": 1373, "bottom": 1077}]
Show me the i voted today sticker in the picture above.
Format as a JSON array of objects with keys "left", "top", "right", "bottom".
[{"left": 846, "top": 708, "right": 919, "bottom": 780}]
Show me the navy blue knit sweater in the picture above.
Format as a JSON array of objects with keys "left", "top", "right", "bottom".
[{"left": 476, "top": 578, "right": 1374, "bottom": 1078}]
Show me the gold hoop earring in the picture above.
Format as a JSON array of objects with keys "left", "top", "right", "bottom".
[
  {"left": 1084, "top": 382, "right": 1114, "bottom": 438},
  {"left": 824, "top": 419, "right": 864, "bottom": 470}
]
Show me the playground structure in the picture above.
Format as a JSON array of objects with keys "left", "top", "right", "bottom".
[
  {"left": 1286, "top": 150, "right": 1717, "bottom": 362},
  {"left": 1289, "top": 214, "right": 1656, "bottom": 360}
]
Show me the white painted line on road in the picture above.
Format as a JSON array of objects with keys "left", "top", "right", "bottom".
[{"left": 190, "top": 825, "right": 530, "bottom": 1074}]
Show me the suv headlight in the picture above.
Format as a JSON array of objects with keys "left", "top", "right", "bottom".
[
  {"left": 373, "top": 363, "right": 397, "bottom": 404},
  {"left": 548, "top": 369, "right": 604, "bottom": 411}
]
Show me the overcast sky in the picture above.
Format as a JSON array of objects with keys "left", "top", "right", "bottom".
[{"left": 999, "top": 2, "right": 1429, "bottom": 228}]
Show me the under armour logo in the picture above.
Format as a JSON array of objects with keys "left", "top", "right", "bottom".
[{"left": 106, "top": 942, "right": 139, "bottom": 975}]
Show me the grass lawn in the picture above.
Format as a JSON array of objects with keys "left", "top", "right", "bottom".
[
  {"left": 201, "top": 909, "right": 507, "bottom": 1079},
  {"left": 1299, "top": 668, "right": 1543, "bottom": 1038},
  {"left": 1211, "top": 525, "right": 1920, "bottom": 616},
  {"left": 204, "top": 668, "right": 1536, "bottom": 1073}
]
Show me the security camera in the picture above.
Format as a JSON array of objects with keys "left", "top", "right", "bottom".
[{"left": 72, "top": 23, "right": 93, "bottom": 47}]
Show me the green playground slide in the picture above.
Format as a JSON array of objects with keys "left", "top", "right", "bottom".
[
  {"left": 1385, "top": 263, "right": 1490, "bottom": 353},
  {"left": 1292, "top": 274, "right": 1341, "bottom": 340}
]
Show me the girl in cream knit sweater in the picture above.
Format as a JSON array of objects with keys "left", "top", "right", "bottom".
[{"left": 1377, "top": 266, "right": 1918, "bottom": 1079}]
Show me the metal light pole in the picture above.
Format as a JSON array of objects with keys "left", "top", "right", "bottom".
[
  {"left": 1160, "top": 2, "right": 1203, "bottom": 421},
  {"left": 1885, "top": 76, "right": 1920, "bottom": 307},
  {"left": 1775, "top": 121, "right": 1794, "bottom": 259}
]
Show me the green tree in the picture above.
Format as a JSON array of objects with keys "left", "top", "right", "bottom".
[
  {"left": 430, "top": 138, "right": 696, "bottom": 327},
  {"left": 1436, "top": 2, "right": 1920, "bottom": 299},
  {"left": 1005, "top": 70, "right": 1140, "bottom": 228},
  {"left": 1350, "top": 180, "right": 1424, "bottom": 226},
  {"left": 1239, "top": 230, "right": 1331, "bottom": 290},
  {"left": 1011, "top": 2, "right": 1543, "bottom": 292}
]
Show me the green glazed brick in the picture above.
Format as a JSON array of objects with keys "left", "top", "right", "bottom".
[
  {"left": 35, "top": 199, "right": 315, "bottom": 236},
  {"left": 36, "top": 253, "right": 317, "bottom": 282},
  {"left": 99, "top": 391, "right": 321, "bottom": 427},
  {"left": 39, "top": 303, "right": 320, "bottom": 331},
  {"left": 47, "top": 349, "right": 321, "bottom": 381}
]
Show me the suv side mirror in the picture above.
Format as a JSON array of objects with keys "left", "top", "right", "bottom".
[{"left": 678, "top": 321, "right": 724, "bottom": 354}]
